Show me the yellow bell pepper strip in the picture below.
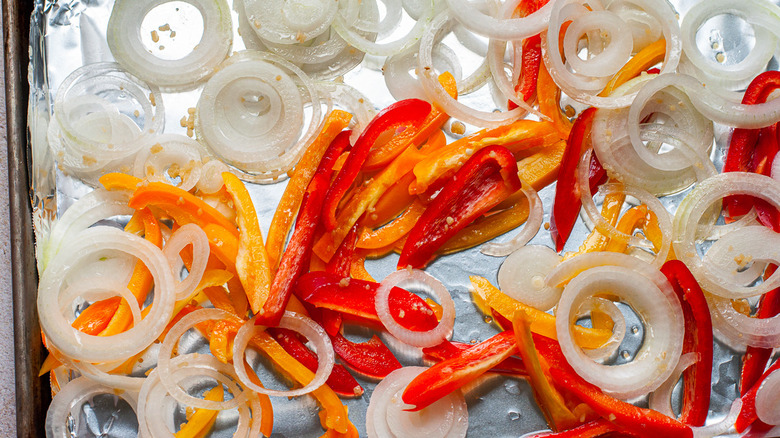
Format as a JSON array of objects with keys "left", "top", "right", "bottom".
[
  {"left": 128, "top": 181, "right": 238, "bottom": 237},
  {"left": 362, "top": 172, "right": 416, "bottom": 228},
  {"left": 402, "top": 330, "right": 519, "bottom": 411},
  {"left": 470, "top": 276, "right": 610, "bottom": 349},
  {"left": 203, "top": 286, "right": 237, "bottom": 314},
  {"left": 314, "top": 146, "right": 426, "bottom": 261},
  {"left": 357, "top": 200, "right": 425, "bottom": 249},
  {"left": 201, "top": 223, "right": 239, "bottom": 268},
  {"left": 548, "top": 367, "right": 694, "bottom": 438},
  {"left": 513, "top": 311, "right": 579, "bottom": 432},
  {"left": 439, "top": 195, "right": 530, "bottom": 255},
  {"left": 399, "top": 146, "right": 523, "bottom": 268},
  {"left": 604, "top": 205, "right": 662, "bottom": 254},
  {"left": 226, "top": 276, "right": 249, "bottom": 319},
  {"left": 257, "top": 130, "right": 353, "bottom": 327},
  {"left": 240, "top": 363, "right": 275, "bottom": 438},
  {"left": 266, "top": 110, "right": 353, "bottom": 272},
  {"left": 411, "top": 120, "right": 559, "bottom": 195},
  {"left": 208, "top": 320, "right": 234, "bottom": 364},
  {"left": 174, "top": 385, "right": 224, "bottom": 438},
  {"left": 320, "top": 420, "right": 359, "bottom": 438},
  {"left": 600, "top": 39, "right": 666, "bottom": 97},
  {"left": 222, "top": 172, "right": 272, "bottom": 314},
  {"left": 322, "top": 99, "right": 432, "bottom": 231},
  {"left": 537, "top": 61, "right": 573, "bottom": 140},
  {"left": 363, "top": 72, "right": 458, "bottom": 171},
  {"left": 99, "top": 172, "right": 144, "bottom": 191},
  {"left": 565, "top": 191, "right": 626, "bottom": 259}
]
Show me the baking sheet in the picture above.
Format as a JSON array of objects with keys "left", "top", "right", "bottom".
[{"left": 23, "top": 0, "right": 775, "bottom": 436}]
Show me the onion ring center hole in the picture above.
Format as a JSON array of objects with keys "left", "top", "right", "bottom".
[
  {"left": 140, "top": 2, "right": 205, "bottom": 61},
  {"left": 239, "top": 92, "right": 273, "bottom": 118},
  {"left": 70, "top": 393, "right": 138, "bottom": 436},
  {"left": 694, "top": 14, "right": 755, "bottom": 65},
  {"left": 575, "top": 301, "right": 644, "bottom": 364}
]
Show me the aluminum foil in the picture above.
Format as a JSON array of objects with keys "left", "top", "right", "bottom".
[{"left": 27, "top": 0, "right": 776, "bottom": 436}]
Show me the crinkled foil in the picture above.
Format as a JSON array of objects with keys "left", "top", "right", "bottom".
[{"left": 27, "top": 0, "right": 767, "bottom": 436}]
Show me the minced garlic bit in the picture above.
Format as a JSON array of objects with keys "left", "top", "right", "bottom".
[
  {"left": 339, "top": 277, "right": 351, "bottom": 287},
  {"left": 451, "top": 121, "right": 466, "bottom": 135},
  {"left": 151, "top": 30, "right": 159, "bottom": 43},
  {"left": 149, "top": 93, "right": 156, "bottom": 106},
  {"left": 543, "top": 222, "right": 551, "bottom": 230},
  {"left": 150, "top": 143, "right": 163, "bottom": 154},
  {"left": 158, "top": 23, "right": 171, "bottom": 31},
  {"left": 133, "top": 109, "right": 140, "bottom": 117},
  {"left": 445, "top": 216, "right": 455, "bottom": 225}
]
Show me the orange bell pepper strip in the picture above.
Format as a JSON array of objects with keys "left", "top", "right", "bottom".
[
  {"left": 349, "top": 251, "right": 375, "bottom": 281},
  {"left": 513, "top": 311, "right": 579, "bottom": 432},
  {"left": 222, "top": 172, "right": 272, "bottom": 314},
  {"left": 470, "top": 276, "right": 610, "bottom": 349},
  {"left": 565, "top": 192, "right": 626, "bottom": 259},
  {"left": 124, "top": 179, "right": 236, "bottom": 233},
  {"left": 411, "top": 120, "right": 560, "bottom": 194},
  {"left": 266, "top": 110, "right": 353, "bottom": 272},
  {"left": 99, "top": 172, "right": 144, "bottom": 191},
  {"left": 600, "top": 39, "right": 666, "bottom": 97},
  {"left": 201, "top": 223, "right": 239, "bottom": 268},
  {"left": 362, "top": 172, "right": 416, "bottom": 228},
  {"left": 208, "top": 320, "right": 234, "bottom": 364},
  {"left": 605, "top": 204, "right": 662, "bottom": 254},
  {"left": 357, "top": 200, "right": 426, "bottom": 249},
  {"left": 537, "top": 62, "right": 573, "bottom": 140},
  {"left": 314, "top": 146, "right": 427, "bottom": 261},
  {"left": 362, "top": 72, "right": 458, "bottom": 171},
  {"left": 174, "top": 385, "right": 224, "bottom": 438}
]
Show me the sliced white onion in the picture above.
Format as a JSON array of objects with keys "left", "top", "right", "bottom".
[
  {"left": 157, "top": 308, "right": 250, "bottom": 409},
  {"left": 445, "top": 0, "right": 552, "bottom": 41},
  {"left": 756, "top": 369, "right": 780, "bottom": 425},
  {"left": 162, "top": 223, "right": 210, "bottom": 300},
  {"left": 673, "top": 173, "right": 780, "bottom": 299},
  {"left": 548, "top": 252, "right": 684, "bottom": 399},
  {"left": 579, "top": 297, "right": 626, "bottom": 362},
  {"left": 707, "top": 290, "right": 780, "bottom": 349},
  {"left": 542, "top": 0, "right": 681, "bottom": 108},
  {"left": 195, "top": 50, "right": 323, "bottom": 183},
  {"left": 418, "top": 12, "right": 527, "bottom": 128},
  {"left": 680, "top": 0, "right": 780, "bottom": 95},
  {"left": 316, "top": 81, "right": 377, "bottom": 144},
  {"left": 45, "top": 376, "right": 139, "bottom": 438},
  {"left": 481, "top": 184, "right": 544, "bottom": 256},
  {"left": 375, "top": 269, "right": 456, "bottom": 348},
  {"left": 366, "top": 366, "right": 468, "bottom": 438},
  {"left": 242, "top": 0, "right": 338, "bottom": 44},
  {"left": 497, "top": 245, "right": 563, "bottom": 311},
  {"left": 107, "top": 0, "right": 233, "bottom": 89},
  {"left": 692, "top": 397, "right": 743, "bottom": 438},
  {"left": 233, "top": 311, "right": 335, "bottom": 397},
  {"left": 138, "top": 354, "right": 259, "bottom": 437},
  {"left": 648, "top": 352, "right": 699, "bottom": 418},
  {"left": 384, "top": 43, "right": 462, "bottom": 102},
  {"left": 38, "top": 226, "right": 176, "bottom": 363},
  {"left": 133, "top": 134, "right": 204, "bottom": 192},
  {"left": 196, "top": 159, "right": 230, "bottom": 194}
]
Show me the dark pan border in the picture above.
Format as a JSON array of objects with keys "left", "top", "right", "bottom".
[{"left": 4, "top": 0, "right": 50, "bottom": 436}]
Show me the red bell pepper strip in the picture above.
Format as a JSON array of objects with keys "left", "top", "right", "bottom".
[
  {"left": 401, "top": 330, "right": 518, "bottom": 411},
  {"left": 321, "top": 99, "right": 432, "bottom": 230},
  {"left": 294, "top": 272, "right": 439, "bottom": 332},
  {"left": 659, "top": 260, "right": 713, "bottom": 427},
  {"left": 256, "top": 131, "right": 352, "bottom": 327},
  {"left": 741, "top": 264, "right": 780, "bottom": 396},
  {"left": 268, "top": 327, "right": 364, "bottom": 398},
  {"left": 736, "top": 358, "right": 780, "bottom": 433},
  {"left": 422, "top": 340, "right": 528, "bottom": 376},
  {"left": 549, "top": 107, "right": 605, "bottom": 252},
  {"left": 325, "top": 224, "right": 360, "bottom": 277},
  {"left": 523, "top": 419, "right": 631, "bottom": 438},
  {"left": 548, "top": 368, "right": 693, "bottom": 438},
  {"left": 507, "top": 0, "right": 549, "bottom": 109},
  {"left": 724, "top": 71, "right": 780, "bottom": 223},
  {"left": 398, "top": 145, "right": 522, "bottom": 268},
  {"left": 330, "top": 333, "right": 402, "bottom": 379}
]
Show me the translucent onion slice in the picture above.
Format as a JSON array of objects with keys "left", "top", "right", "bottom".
[
  {"left": 196, "top": 159, "right": 231, "bottom": 194},
  {"left": 133, "top": 134, "right": 204, "bottom": 192},
  {"left": 384, "top": 43, "right": 462, "bottom": 102},
  {"left": 242, "top": 0, "right": 338, "bottom": 44},
  {"left": 445, "top": 0, "right": 552, "bottom": 41},
  {"left": 548, "top": 252, "right": 684, "bottom": 399},
  {"left": 316, "top": 81, "right": 377, "bottom": 143},
  {"left": 481, "top": 184, "right": 544, "bottom": 256},
  {"left": 162, "top": 223, "right": 210, "bottom": 300},
  {"left": 680, "top": 0, "right": 780, "bottom": 94},
  {"left": 497, "top": 245, "right": 563, "bottom": 311},
  {"left": 195, "top": 50, "right": 323, "bottom": 183},
  {"left": 233, "top": 311, "right": 335, "bottom": 396},
  {"left": 45, "top": 376, "right": 139, "bottom": 438},
  {"left": 38, "top": 227, "right": 176, "bottom": 363},
  {"left": 756, "top": 370, "right": 780, "bottom": 425},
  {"left": 138, "top": 354, "right": 261, "bottom": 437},
  {"left": 418, "top": 12, "right": 527, "bottom": 128},
  {"left": 673, "top": 173, "right": 780, "bottom": 299},
  {"left": 707, "top": 290, "right": 780, "bottom": 349},
  {"left": 691, "top": 398, "right": 744, "bottom": 438},
  {"left": 543, "top": 0, "right": 681, "bottom": 108},
  {"left": 648, "top": 352, "right": 699, "bottom": 418},
  {"left": 366, "top": 366, "right": 468, "bottom": 438},
  {"left": 107, "top": 0, "right": 233, "bottom": 89},
  {"left": 375, "top": 269, "right": 456, "bottom": 348},
  {"left": 579, "top": 297, "right": 626, "bottom": 362}
]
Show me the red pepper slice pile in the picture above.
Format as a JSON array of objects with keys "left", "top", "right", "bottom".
[
  {"left": 659, "top": 260, "right": 713, "bottom": 426},
  {"left": 398, "top": 145, "right": 523, "bottom": 268},
  {"left": 507, "top": 0, "right": 550, "bottom": 109}
]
